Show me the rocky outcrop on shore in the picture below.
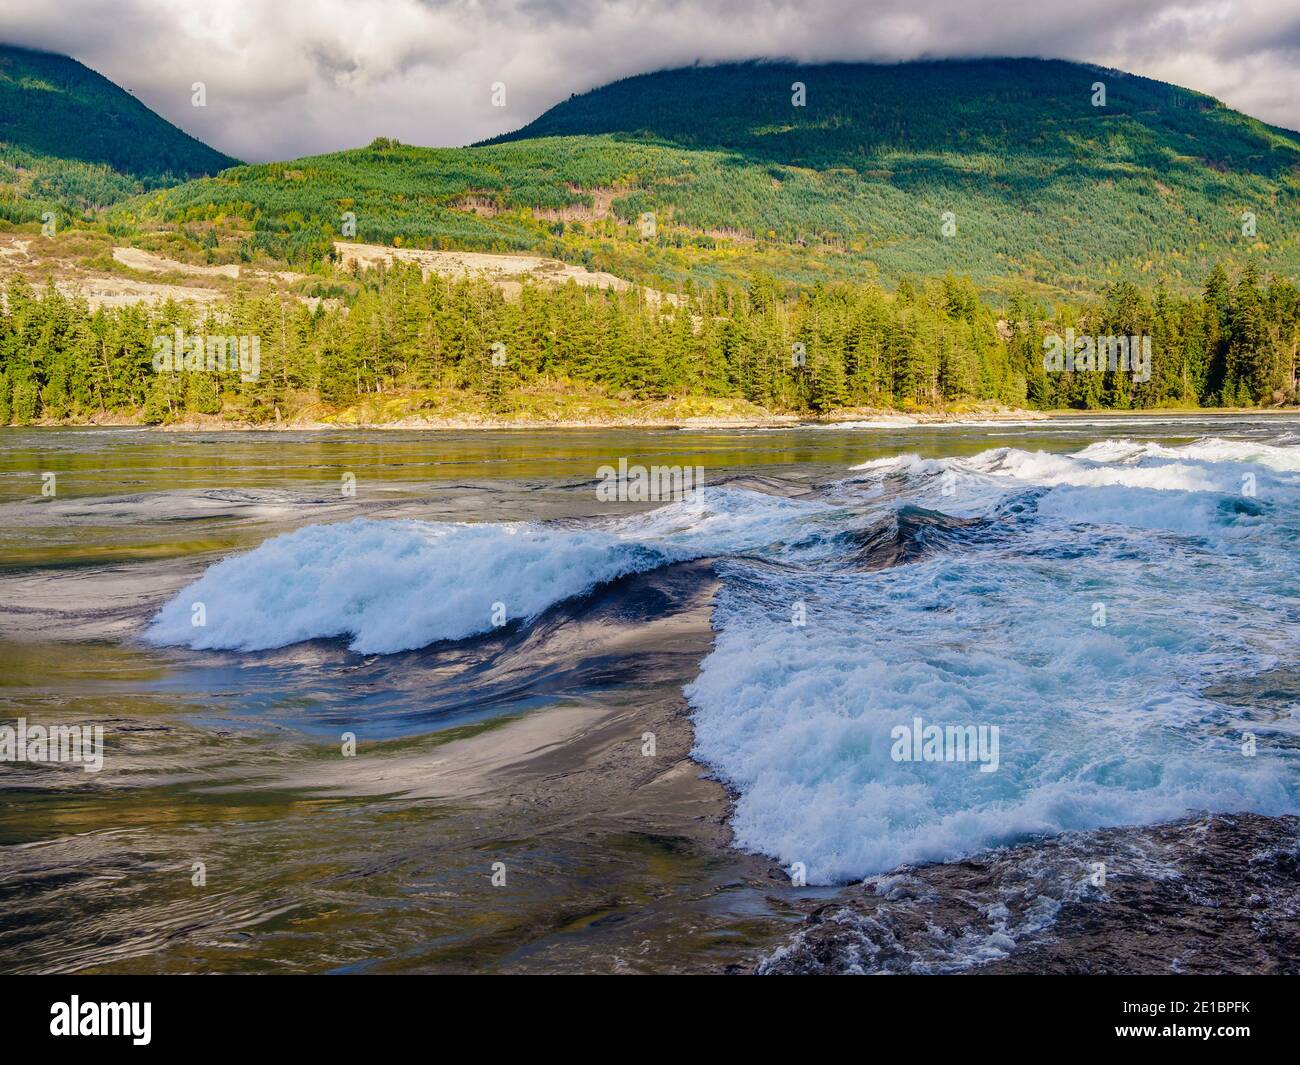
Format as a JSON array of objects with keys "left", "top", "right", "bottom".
[{"left": 758, "top": 813, "right": 1300, "bottom": 975}]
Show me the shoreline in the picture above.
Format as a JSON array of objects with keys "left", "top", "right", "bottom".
[{"left": 13, "top": 406, "right": 1300, "bottom": 433}]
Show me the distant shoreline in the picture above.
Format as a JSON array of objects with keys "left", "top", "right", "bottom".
[{"left": 10, "top": 407, "right": 1300, "bottom": 432}]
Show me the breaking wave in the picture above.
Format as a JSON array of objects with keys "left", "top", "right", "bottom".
[{"left": 143, "top": 487, "right": 828, "bottom": 654}]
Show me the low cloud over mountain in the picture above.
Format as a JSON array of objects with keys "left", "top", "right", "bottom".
[{"left": 4, "top": 0, "right": 1299, "bottom": 160}]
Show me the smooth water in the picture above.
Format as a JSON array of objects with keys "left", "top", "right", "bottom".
[{"left": 2, "top": 414, "right": 1298, "bottom": 972}]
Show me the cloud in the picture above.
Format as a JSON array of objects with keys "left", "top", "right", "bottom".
[{"left": 3, "top": 0, "right": 1297, "bottom": 161}]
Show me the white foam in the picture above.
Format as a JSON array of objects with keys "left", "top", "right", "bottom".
[
  {"left": 690, "top": 432, "right": 1300, "bottom": 882},
  {"left": 688, "top": 548, "right": 1297, "bottom": 882},
  {"left": 813, "top": 416, "right": 921, "bottom": 429},
  {"left": 850, "top": 437, "right": 1300, "bottom": 533},
  {"left": 144, "top": 488, "right": 827, "bottom": 654}
]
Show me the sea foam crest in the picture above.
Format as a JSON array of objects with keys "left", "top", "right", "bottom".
[
  {"left": 144, "top": 488, "right": 824, "bottom": 654},
  {"left": 688, "top": 433, "right": 1300, "bottom": 882}
]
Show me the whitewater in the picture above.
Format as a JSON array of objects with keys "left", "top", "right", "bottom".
[{"left": 145, "top": 434, "right": 1300, "bottom": 884}]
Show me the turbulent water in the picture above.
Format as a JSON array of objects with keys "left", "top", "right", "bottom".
[{"left": 3, "top": 416, "right": 1299, "bottom": 973}]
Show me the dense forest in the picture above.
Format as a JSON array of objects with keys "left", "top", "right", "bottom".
[{"left": 1, "top": 261, "right": 1294, "bottom": 425}]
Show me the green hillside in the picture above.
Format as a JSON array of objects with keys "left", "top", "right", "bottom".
[
  {"left": 0, "top": 43, "right": 238, "bottom": 222},
  {"left": 117, "top": 58, "right": 1300, "bottom": 295}
]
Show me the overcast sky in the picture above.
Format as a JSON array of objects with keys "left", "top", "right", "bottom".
[{"left": 4, "top": 0, "right": 1298, "bottom": 162}]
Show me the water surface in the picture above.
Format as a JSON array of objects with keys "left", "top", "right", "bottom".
[{"left": 2, "top": 414, "right": 1297, "bottom": 973}]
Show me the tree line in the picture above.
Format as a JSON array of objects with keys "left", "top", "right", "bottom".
[{"left": 1, "top": 261, "right": 1295, "bottom": 425}]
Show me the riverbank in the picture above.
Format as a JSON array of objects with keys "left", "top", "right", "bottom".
[
  {"left": 15, "top": 396, "right": 1040, "bottom": 432},
  {"left": 24, "top": 404, "right": 1300, "bottom": 433},
  {"left": 17, "top": 398, "right": 1300, "bottom": 433}
]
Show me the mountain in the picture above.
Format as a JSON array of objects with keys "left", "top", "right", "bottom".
[
  {"left": 493, "top": 58, "right": 1300, "bottom": 171},
  {"left": 75, "top": 58, "right": 1300, "bottom": 293},
  {"left": 0, "top": 43, "right": 238, "bottom": 219}
]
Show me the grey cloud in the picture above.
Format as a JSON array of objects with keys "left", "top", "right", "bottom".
[{"left": 2, "top": 0, "right": 1296, "bottom": 162}]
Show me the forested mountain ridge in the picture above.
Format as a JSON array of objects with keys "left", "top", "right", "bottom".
[
  {"left": 121, "top": 58, "right": 1300, "bottom": 295},
  {"left": 0, "top": 43, "right": 238, "bottom": 221},
  {"left": 492, "top": 58, "right": 1300, "bottom": 171}
]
